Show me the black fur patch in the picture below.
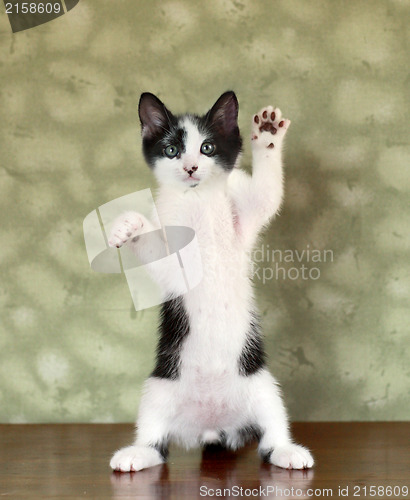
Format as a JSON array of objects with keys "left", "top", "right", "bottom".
[
  {"left": 260, "top": 448, "right": 274, "bottom": 463},
  {"left": 238, "top": 424, "right": 263, "bottom": 444},
  {"left": 195, "top": 113, "right": 242, "bottom": 171},
  {"left": 238, "top": 313, "right": 266, "bottom": 376},
  {"left": 143, "top": 121, "right": 186, "bottom": 168},
  {"left": 151, "top": 296, "right": 190, "bottom": 380},
  {"left": 219, "top": 430, "right": 228, "bottom": 447},
  {"left": 150, "top": 440, "right": 169, "bottom": 461},
  {"left": 221, "top": 424, "right": 263, "bottom": 450}
]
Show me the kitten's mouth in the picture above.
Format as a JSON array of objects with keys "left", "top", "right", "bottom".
[{"left": 185, "top": 174, "right": 200, "bottom": 183}]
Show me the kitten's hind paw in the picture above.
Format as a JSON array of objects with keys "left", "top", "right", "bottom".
[
  {"left": 108, "top": 211, "right": 145, "bottom": 248},
  {"left": 251, "top": 106, "right": 290, "bottom": 150},
  {"left": 110, "top": 445, "right": 164, "bottom": 472}
]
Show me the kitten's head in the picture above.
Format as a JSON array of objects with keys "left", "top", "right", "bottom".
[{"left": 138, "top": 91, "right": 242, "bottom": 189}]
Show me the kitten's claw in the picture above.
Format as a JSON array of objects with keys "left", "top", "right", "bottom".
[
  {"left": 108, "top": 211, "right": 144, "bottom": 248},
  {"left": 251, "top": 106, "right": 290, "bottom": 150}
]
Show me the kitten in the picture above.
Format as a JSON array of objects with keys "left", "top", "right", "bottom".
[{"left": 108, "top": 91, "right": 314, "bottom": 471}]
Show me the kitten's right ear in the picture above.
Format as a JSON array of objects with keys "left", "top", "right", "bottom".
[{"left": 138, "top": 93, "right": 171, "bottom": 138}]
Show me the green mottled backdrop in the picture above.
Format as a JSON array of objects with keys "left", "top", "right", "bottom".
[{"left": 0, "top": 0, "right": 408, "bottom": 423}]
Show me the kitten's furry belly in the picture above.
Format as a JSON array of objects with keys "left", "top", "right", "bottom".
[{"left": 171, "top": 369, "right": 249, "bottom": 437}]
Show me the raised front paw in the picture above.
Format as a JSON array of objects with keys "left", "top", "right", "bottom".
[
  {"left": 267, "top": 443, "right": 314, "bottom": 470},
  {"left": 110, "top": 445, "right": 164, "bottom": 472},
  {"left": 251, "top": 106, "right": 290, "bottom": 150},
  {"left": 108, "top": 211, "right": 145, "bottom": 248}
]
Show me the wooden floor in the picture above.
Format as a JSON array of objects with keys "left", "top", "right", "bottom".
[{"left": 0, "top": 423, "right": 408, "bottom": 499}]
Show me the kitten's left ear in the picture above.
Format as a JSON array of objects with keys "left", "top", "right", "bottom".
[{"left": 206, "top": 91, "right": 239, "bottom": 136}]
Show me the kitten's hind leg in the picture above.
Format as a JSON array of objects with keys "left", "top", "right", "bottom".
[
  {"left": 110, "top": 425, "right": 169, "bottom": 473},
  {"left": 247, "top": 370, "right": 314, "bottom": 469}
]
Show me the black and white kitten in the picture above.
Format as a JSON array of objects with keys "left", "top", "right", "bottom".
[{"left": 108, "top": 91, "right": 314, "bottom": 471}]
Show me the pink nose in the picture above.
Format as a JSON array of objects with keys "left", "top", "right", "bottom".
[{"left": 184, "top": 166, "right": 198, "bottom": 176}]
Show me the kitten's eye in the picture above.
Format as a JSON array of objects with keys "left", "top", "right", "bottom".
[
  {"left": 164, "top": 145, "right": 179, "bottom": 159},
  {"left": 200, "top": 142, "right": 215, "bottom": 156}
]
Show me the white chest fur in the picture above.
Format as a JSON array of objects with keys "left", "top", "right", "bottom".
[{"left": 155, "top": 184, "right": 254, "bottom": 374}]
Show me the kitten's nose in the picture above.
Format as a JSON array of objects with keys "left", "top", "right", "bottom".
[{"left": 184, "top": 165, "right": 198, "bottom": 176}]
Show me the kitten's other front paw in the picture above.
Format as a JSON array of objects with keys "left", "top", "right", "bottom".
[
  {"left": 108, "top": 211, "right": 145, "bottom": 248},
  {"left": 110, "top": 445, "right": 164, "bottom": 472},
  {"left": 251, "top": 106, "right": 290, "bottom": 150},
  {"left": 267, "top": 443, "right": 314, "bottom": 469}
]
